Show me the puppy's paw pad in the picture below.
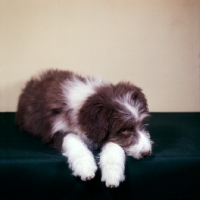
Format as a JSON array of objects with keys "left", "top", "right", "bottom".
[
  {"left": 101, "top": 170, "right": 125, "bottom": 188},
  {"left": 104, "top": 179, "right": 120, "bottom": 188},
  {"left": 72, "top": 158, "right": 97, "bottom": 181},
  {"left": 107, "top": 184, "right": 117, "bottom": 188},
  {"left": 79, "top": 167, "right": 96, "bottom": 181},
  {"left": 85, "top": 176, "right": 94, "bottom": 181}
]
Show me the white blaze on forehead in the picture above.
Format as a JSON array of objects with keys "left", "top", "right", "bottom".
[
  {"left": 124, "top": 102, "right": 140, "bottom": 120},
  {"left": 62, "top": 76, "right": 107, "bottom": 110},
  {"left": 115, "top": 92, "right": 148, "bottom": 121},
  {"left": 127, "top": 101, "right": 149, "bottom": 121}
]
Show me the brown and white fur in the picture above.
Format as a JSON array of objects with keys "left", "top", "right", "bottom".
[{"left": 16, "top": 69, "right": 153, "bottom": 188}]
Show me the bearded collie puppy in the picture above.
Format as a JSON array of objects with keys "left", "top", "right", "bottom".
[{"left": 16, "top": 69, "right": 152, "bottom": 188}]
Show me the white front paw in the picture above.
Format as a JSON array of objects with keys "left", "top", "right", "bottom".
[
  {"left": 69, "top": 156, "right": 98, "bottom": 181},
  {"left": 99, "top": 142, "right": 126, "bottom": 188},
  {"left": 101, "top": 167, "right": 125, "bottom": 188}
]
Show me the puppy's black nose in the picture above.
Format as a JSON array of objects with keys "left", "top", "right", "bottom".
[{"left": 141, "top": 150, "right": 150, "bottom": 157}]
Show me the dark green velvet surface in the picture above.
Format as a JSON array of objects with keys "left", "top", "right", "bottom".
[{"left": 0, "top": 112, "right": 200, "bottom": 200}]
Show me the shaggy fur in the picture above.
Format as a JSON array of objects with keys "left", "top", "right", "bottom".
[{"left": 16, "top": 69, "right": 153, "bottom": 187}]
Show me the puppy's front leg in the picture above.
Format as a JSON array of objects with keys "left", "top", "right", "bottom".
[
  {"left": 99, "top": 142, "right": 125, "bottom": 188},
  {"left": 62, "top": 133, "right": 97, "bottom": 181}
]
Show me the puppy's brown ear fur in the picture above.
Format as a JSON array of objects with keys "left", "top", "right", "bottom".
[{"left": 78, "top": 98, "right": 110, "bottom": 143}]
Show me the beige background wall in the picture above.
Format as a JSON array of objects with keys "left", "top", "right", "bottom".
[{"left": 0, "top": 0, "right": 200, "bottom": 112}]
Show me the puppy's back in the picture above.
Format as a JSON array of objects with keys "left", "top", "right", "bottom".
[{"left": 16, "top": 69, "right": 73, "bottom": 142}]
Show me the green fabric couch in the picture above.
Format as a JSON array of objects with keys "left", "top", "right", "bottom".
[{"left": 0, "top": 112, "right": 200, "bottom": 200}]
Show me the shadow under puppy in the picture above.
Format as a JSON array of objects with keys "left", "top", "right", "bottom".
[{"left": 16, "top": 69, "right": 153, "bottom": 188}]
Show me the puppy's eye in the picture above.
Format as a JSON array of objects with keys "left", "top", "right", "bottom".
[
  {"left": 120, "top": 129, "right": 133, "bottom": 136},
  {"left": 121, "top": 130, "right": 130, "bottom": 135}
]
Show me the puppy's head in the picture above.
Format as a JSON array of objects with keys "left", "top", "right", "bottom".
[{"left": 78, "top": 82, "right": 152, "bottom": 159}]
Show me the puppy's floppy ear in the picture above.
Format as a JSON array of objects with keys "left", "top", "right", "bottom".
[{"left": 78, "top": 103, "right": 109, "bottom": 143}]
